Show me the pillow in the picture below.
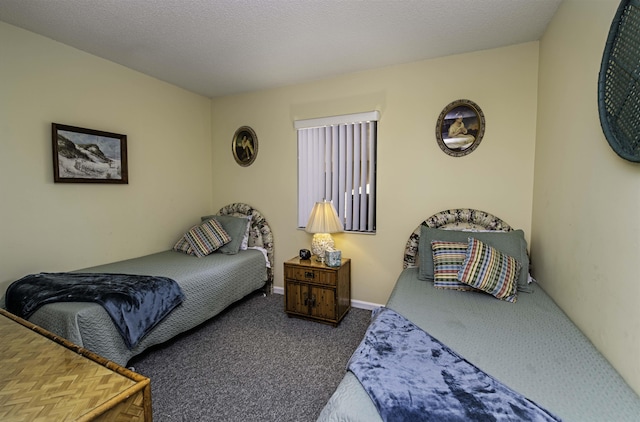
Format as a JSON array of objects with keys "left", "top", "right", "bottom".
[
  {"left": 172, "top": 236, "right": 196, "bottom": 256},
  {"left": 201, "top": 215, "right": 250, "bottom": 255},
  {"left": 458, "top": 237, "right": 521, "bottom": 302},
  {"left": 431, "top": 240, "right": 477, "bottom": 291},
  {"left": 184, "top": 219, "right": 231, "bottom": 257},
  {"left": 418, "top": 226, "right": 529, "bottom": 287}
]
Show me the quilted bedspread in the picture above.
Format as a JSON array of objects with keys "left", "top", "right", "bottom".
[
  {"left": 348, "top": 307, "right": 561, "bottom": 422},
  {"left": 0, "top": 249, "right": 268, "bottom": 366},
  {"left": 5, "top": 272, "right": 185, "bottom": 348}
]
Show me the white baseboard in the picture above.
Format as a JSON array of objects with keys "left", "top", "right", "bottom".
[
  {"left": 350, "top": 299, "right": 383, "bottom": 311},
  {"left": 272, "top": 286, "right": 382, "bottom": 311}
]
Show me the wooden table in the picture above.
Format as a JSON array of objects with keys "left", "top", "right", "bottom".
[
  {"left": 0, "top": 309, "right": 151, "bottom": 421},
  {"left": 284, "top": 256, "right": 351, "bottom": 326}
]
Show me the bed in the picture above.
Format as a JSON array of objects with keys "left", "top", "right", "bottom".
[
  {"left": 318, "top": 209, "right": 640, "bottom": 422},
  {"left": 1, "top": 202, "right": 274, "bottom": 367}
]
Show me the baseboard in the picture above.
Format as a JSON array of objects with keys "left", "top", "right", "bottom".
[
  {"left": 350, "top": 299, "right": 383, "bottom": 311},
  {"left": 272, "top": 286, "right": 382, "bottom": 311}
]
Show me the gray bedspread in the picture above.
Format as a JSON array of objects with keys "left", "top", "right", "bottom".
[
  {"left": 318, "top": 268, "right": 640, "bottom": 422},
  {"left": 349, "top": 307, "right": 560, "bottom": 422},
  {"left": 1, "top": 249, "right": 267, "bottom": 366},
  {"left": 5, "top": 272, "right": 185, "bottom": 348}
]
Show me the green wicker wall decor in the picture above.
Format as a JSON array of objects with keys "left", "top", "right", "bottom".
[{"left": 598, "top": 0, "right": 640, "bottom": 162}]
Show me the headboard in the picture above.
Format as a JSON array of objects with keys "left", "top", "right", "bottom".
[
  {"left": 217, "top": 203, "right": 275, "bottom": 289},
  {"left": 403, "top": 208, "right": 512, "bottom": 269}
]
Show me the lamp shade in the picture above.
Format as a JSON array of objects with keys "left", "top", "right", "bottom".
[{"left": 305, "top": 201, "right": 343, "bottom": 234}]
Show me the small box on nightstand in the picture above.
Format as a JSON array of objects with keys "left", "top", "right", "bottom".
[{"left": 326, "top": 249, "right": 342, "bottom": 267}]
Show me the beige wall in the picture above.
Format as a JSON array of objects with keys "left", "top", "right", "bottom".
[
  {"left": 0, "top": 23, "right": 213, "bottom": 285},
  {"left": 3, "top": 0, "right": 638, "bottom": 399},
  {"left": 211, "top": 42, "right": 539, "bottom": 305},
  {"left": 534, "top": 0, "right": 640, "bottom": 394}
]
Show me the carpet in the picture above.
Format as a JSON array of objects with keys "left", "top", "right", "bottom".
[{"left": 129, "top": 291, "right": 372, "bottom": 422}]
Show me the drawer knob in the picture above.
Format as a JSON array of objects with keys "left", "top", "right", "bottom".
[{"left": 304, "top": 271, "right": 315, "bottom": 279}]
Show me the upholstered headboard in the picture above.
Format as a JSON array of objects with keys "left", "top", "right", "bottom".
[
  {"left": 403, "top": 209, "right": 512, "bottom": 269},
  {"left": 217, "top": 203, "right": 275, "bottom": 288}
]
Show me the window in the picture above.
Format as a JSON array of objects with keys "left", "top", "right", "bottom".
[{"left": 296, "top": 111, "right": 379, "bottom": 233}]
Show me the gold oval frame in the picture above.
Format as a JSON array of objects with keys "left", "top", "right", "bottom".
[
  {"left": 232, "top": 126, "right": 258, "bottom": 166},
  {"left": 435, "top": 99, "right": 485, "bottom": 157}
]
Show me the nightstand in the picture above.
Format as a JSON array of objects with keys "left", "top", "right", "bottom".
[{"left": 284, "top": 256, "right": 351, "bottom": 326}]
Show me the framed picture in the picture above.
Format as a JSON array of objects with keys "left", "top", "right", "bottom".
[
  {"left": 52, "top": 123, "right": 128, "bottom": 183},
  {"left": 232, "top": 126, "right": 258, "bottom": 166},
  {"left": 435, "top": 99, "right": 485, "bottom": 157}
]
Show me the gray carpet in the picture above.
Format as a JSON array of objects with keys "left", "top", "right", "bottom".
[{"left": 129, "top": 291, "right": 372, "bottom": 422}]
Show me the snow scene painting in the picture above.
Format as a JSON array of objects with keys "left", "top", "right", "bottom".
[{"left": 52, "top": 123, "right": 128, "bottom": 184}]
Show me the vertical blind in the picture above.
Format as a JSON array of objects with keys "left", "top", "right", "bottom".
[{"left": 296, "top": 111, "right": 379, "bottom": 233}]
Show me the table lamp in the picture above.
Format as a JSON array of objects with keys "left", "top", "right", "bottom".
[{"left": 305, "top": 200, "right": 343, "bottom": 262}]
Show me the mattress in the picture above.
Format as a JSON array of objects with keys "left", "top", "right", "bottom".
[
  {"left": 2, "top": 249, "right": 267, "bottom": 367},
  {"left": 318, "top": 268, "right": 640, "bottom": 421}
]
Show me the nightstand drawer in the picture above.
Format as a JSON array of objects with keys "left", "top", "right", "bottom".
[{"left": 285, "top": 266, "right": 336, "bottom": 286}]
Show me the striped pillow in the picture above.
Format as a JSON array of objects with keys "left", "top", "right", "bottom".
[
  {"left": 431, "top": 241, "right": 477, "bottom": 291},
  {"left": 184, "top": 219, "right": 231, "bottom": 258},
  {"left": 172, "top": 236, "right": 196, "bottom": 256},
  {"left": 458, "top": 237, "right": 521, "bottom": 302}
]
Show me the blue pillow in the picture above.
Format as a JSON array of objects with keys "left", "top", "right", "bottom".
[
  {"left": 419, "top": 226, "right": 529, "bottom": 287},
  {"left": 201, "top": 215, "right": 250, "bottom": 255}
]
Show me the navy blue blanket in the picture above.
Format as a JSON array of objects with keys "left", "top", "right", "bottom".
[
  {"left": 348, "top": 307, "right": 561, "bottom": 422},
  {"left": 5, "top": 272, "right": 185, "bottom": 349}
]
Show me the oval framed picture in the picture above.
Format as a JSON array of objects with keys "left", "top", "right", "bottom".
[
  {"left": 232, "top": 126, "right": 258, "bottom": 166},
  {"left": 435, "top": 99, "right": 485, "bottom": 157}
]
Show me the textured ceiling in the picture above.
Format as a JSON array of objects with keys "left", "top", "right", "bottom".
[{"left": 0, "top": 0, "right": 562, "bottom": 98}]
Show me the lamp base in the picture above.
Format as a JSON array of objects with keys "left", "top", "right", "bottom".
[{"left": 311, "top": 233, "right": 334, "bottom": 262}]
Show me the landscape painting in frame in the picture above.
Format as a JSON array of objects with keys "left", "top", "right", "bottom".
[{"left": 52, "top": 123, "right": 128, "bottom": 184}]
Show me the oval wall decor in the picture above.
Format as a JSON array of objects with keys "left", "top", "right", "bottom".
[
  {"left": 435, "top": 99, "right": 485, "bottom": 157},
  {"left": 232, "top": 126, "right": 258, "bottom": 166},
  {"left": 598, "top": 0, "right": 640, "bottom": 162}
]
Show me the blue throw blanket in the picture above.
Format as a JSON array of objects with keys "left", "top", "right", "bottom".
[
  {"left": 348, "top": 307, "right": 561, "bottom": 422},
  {"left": 5, "top": 272, "right": 185, "bottom": 349}
]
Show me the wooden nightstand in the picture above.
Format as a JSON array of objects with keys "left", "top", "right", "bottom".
[{"left": 284, "top": 256, "right": 351, "bottom": 326}]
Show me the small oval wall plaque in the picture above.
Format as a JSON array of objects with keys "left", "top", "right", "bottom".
[{"left": 435, "top": 99, "right": 485, "bottom": 157}]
